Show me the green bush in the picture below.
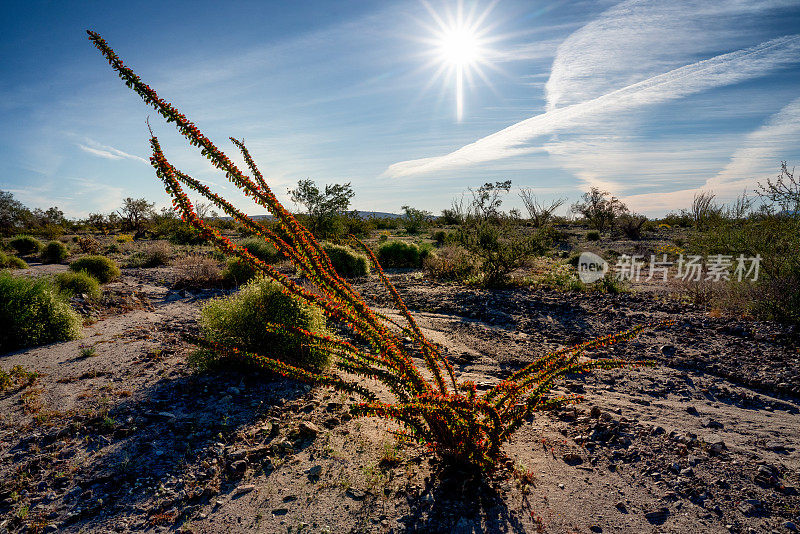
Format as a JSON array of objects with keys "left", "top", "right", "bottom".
[
  {"left": 376, "top": 240, "right": 421, "bottom": 268},
  {"left": 222, "top": 257, "right": 260, "bottom": 286},
  {"left": 199, "top": 278, "right": 329, "bottom": 370},
  {"left": 587, "top": 230, "right": 600, "bottom": 241},
  {"left": 431, "top": 230, "right": 456, "bottom": 247},
  {"left": 0, "top": 272, "right": 82, "bottom": 352},
  {"left": 69, "top": 255, "right": 120, "bottom": 283},
  {"left": 0, "top": 252, "right": 27, "bottom": 269},
  {"left": 692, "top": 215, "right": 800, "bottom": 324},
  {"left": 54, "top": 270, "right": 101, "bottom": 299},
  {"left": 40, "top": 241, "right": 69, "bottom": 264},
  {"left": 168, "top": 224, "right": 205, "bottom": 245},
  {"left": 322, "top": 243, "right": 370, "bottom": 278},
  {"left": 240, "top": 238, "right": 281, "bottom": 264},
  {"left": 9, "top": 235, "right": 43, "bottom": 256},
  {"left": 343, "top": 214, "right": 375, "bottom": 238}
]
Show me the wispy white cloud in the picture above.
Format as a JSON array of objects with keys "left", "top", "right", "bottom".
[
  {"left": 623, "top": 96, "right": 800, "bottom": 213},
  {"left": 384, "top": 34, "right": 800, "bottom": 178},
  {"left": 78, "top": 139, "right": 148, "bottom": 164},
  {"left": 544, "top": 0, "right": 799, "bottom": 111}
]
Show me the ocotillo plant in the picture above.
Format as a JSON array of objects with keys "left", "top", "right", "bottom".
[{"left": 88, "top": 30, "right": 670, "bottom": 471}]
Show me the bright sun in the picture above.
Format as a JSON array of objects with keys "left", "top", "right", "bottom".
[
  {"left": 439, "top": 27, "right": 481, "bottom": 66},
  {"left": 421, "top": 1, "right": 497, "bottom": 122}
]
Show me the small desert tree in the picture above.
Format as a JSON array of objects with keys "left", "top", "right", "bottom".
[
  {"left": 118, "top": 197, "right": 155, "bottom": 237},
  {"left": 289, "top": 179, "right": 354, "bottom": 238},
  {"left": 758, "top": 161, "right": 800, "bottom": 216},
  {"left": 468, "top": 180, "right": 512, "bottom": 221},
  {"left": 0, "top": 190, "right": 31, "bottom": 236},
  {"left": 86, "top": 212, "right": 120, "bottom": 235},
  {"left": 571, "top": 187, "right": 627, "bottom": 232},
  {"left": 401, "top": 205, "right": 430, "bottom": 234}
]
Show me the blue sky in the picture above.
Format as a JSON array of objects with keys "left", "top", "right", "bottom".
[{"left": 2, "top": 0, "right": 799, "bottom": 218}]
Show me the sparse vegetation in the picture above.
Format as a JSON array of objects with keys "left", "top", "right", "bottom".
[
  {"left": 173, "top": 254, "right": 223, "bottom": 288},
  {"left": 401, "top": 205, "right": 431, "bottom": 235},
  {"left": 69, "top": 255, "right": 120, "bottom": 283},
  {"left": 288, "top": 179, "right": 355, "bottom": 239},
  {"left": 0, "top": 271, "right": 82, "bottom": 352},
  {"left": 76, "top": 236, "right": 101, "bottom": 254},
  {"left": 519, "top": 189, "right": 565, "bottom": 227}
]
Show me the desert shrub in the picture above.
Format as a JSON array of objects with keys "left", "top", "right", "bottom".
[
  {"left": 0, "top": 365, "right": 40, "bottom": 394},
  {"left": 89, "top": 30, "right": 665, "bottom": 472},
  {"left": 40, "top": 241, "right": 69, "bottom": 264},
  {"left": 376, "top": 240, "right": 421, "bottom": 268},
  {"left": 691, "top": 191, "right": 723, "bottom": 230},
  {"left": 586, "top": 230, "right": 600, "bottom": 241},
  {"left": 322, "top": 243, "right": 370, "bottom": 278},
  {"left": 0, "top": 252, "right": 27, "bottom": 269},
  {"left": 532, "top": 263, "right": 586, "bottom": 292},
  {"left": 372, "top": 216, "right": 402, "bottom": 230},
  {"left": 0, "top": 272, "right": 82, "bottom": 352},
  {"left": 660, "top": 210, "right": 693, "bottom": 228},
  {"left": 240, "top": 238, "right": 281, "bottom": 264},
  {"left": 222, "top": 257, "right": 259, "bottom": 286},
  {"left": 76, "top": 236, "right": 101, "bottom": 254},
  {"left": 200, "top": 278, "right": 329, "bottom": 370},
  {"left": 54, "top": 270, "right": 101, "bottom": 299},
  {"left": 518, "top": 190, "right": 565, "bottom": 227},
  {"left": 9, "top": 235, "right": 42, "bottom": 256},
  {"left": 616, "top": 213, "right": 647, "bottom": 240},
  {"left": 431, "top": 230, "right": 456, "bottom": 247},
  {"left": 458, "top": 219, "right": 548, "bottom": 287},
  {"left": 692, "top": 215, "right": 800, "bottom": 324},
  {"left": 423, "top": 246, "right": 479, "bottom": 281},
  {"left": 173, "top": 254, "right": 223, "bottom": 288},
  {"left": 343, "top": 213, "right": 375, "bottom": 238},
  {"left": 126, "top": 241, "right": 172, "bottom": 268},
  {"left": 116, "top": 234, "right": 134, "bottom": 243},
  {"left": 168, "top": 224, "right": 205, "bottom": 245},
  {"left": 69, "top": 255, "right": 120, "bottom": 283}
]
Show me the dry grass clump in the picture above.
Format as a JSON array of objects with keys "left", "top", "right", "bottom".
[
  {"left": 173, "top": 254, "right": 222, "bottom": 288},
  {"left": 423, "top": 245, "right": 479, "bottom": 281},
  {"left": 127, "top": 241, "right": 172, "bottom": 268}
]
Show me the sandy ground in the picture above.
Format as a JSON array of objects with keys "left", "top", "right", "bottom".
[{"left": 1, "top": 264, "right": 798, "bottom": 533}]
